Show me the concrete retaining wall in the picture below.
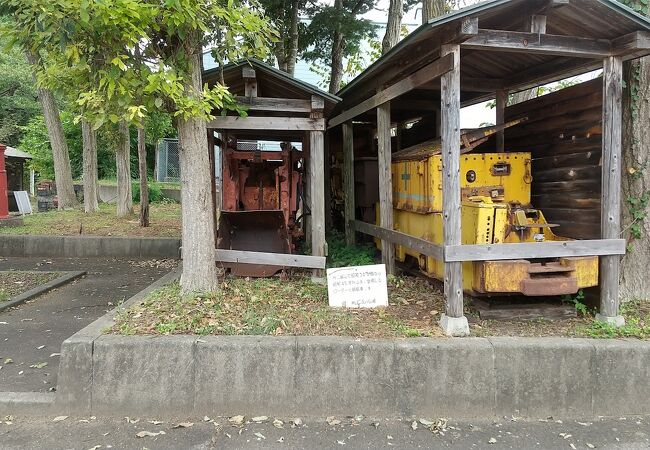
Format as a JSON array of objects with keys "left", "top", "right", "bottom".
[
  {"left": 54, "top": 333, "right": 650, "bottom": 419},
  {"left": 0, "top": 235, "right": 180, "bottom": 259},
  {"left": 74, "top": 184, "right": 181, "bottom": 204},
  {"left": 51, "top": 268, "right": 650, "bottom": 419}
]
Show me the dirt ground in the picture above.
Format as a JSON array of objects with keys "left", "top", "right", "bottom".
[
  {"left": 0, "top": 271, "right": 60, "bottom": 301},
  {"left": 112, "top": 271, "right": 650, "bottom": 340},
  {"left": 0, "top": 203, "right": 181, "bottom": 237}
]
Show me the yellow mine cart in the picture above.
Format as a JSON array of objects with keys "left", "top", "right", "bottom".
[{"left": 380, "top": 124, "right": 598, "bottom": 296}]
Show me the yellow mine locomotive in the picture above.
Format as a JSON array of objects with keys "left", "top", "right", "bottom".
[{"left": 382, "top": 123, "right": 598, "bottom": 297}]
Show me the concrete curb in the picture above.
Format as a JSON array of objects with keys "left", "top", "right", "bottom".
[
  {"left": 0, "top": 392, "right": 56, "bottom": 415},
  {"left": 0, "top": 271, "right": 86, "bottom": 313},
  {"left": 0, "top": 235, "right": 181, "bottom": 259},
  {"left": 6, "top": 268, "right": 650, "bottom": 420}
]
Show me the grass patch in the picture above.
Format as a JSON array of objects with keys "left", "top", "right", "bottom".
[
  {"left": 0, "top": 271, "right": 60, "bottom": 301},
  {"left": 326, "top": 232, "right": 377, "bottom": 268},
  {"left": 578, "top": 300, "right": 650, "bottom": 339},
  {"left": 112, "top": 274, "right": 446, "bottom": 338},
  {"left": 0, "top": 203, "right": 181, "bottom": 237}
]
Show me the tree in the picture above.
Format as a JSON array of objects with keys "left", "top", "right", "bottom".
[
  {"left": 620, "top": 0, "right": 650, "bottom": 300},
  {"left": 382, "top": 0, "right": 403, "bottom": 54},
  {"left": 0, "top": 19, "right": 40, "bottom": 147},
  {"left": 421, "top": 0, "right": 445, "bottom": 23},
  {"left": 260, "top": 0, "right": 303, "bottom": 75},
  {"left": 137, "top": 126, "right": 149, "bottom": 227},
  {"left": 116, "top": 121, "right": 133, "bottom": 217},
  {"left": 302, "top": 0, "right": 377, "bottom": 93},
  {"left": 2, "top": 0, "right": 274, "bottom": 293},
  {"left": 81, "top": 121, "right": 99, "bottom": 212},
  {"left": 25, "top": 52, "right": 78, "bottom": 209}
]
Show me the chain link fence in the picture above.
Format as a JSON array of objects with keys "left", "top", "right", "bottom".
[{"left": 155, "top": 138, "right": 180, "bottom": 182}]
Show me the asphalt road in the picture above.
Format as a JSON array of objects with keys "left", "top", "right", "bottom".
[
  {"left": 0, "top": 414, "right": 648, "bottom": 450},
  {"left": 0, "top": 257, "right": 175, "bottom": 392}
]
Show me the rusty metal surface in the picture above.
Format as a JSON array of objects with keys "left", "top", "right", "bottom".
[
  {"left": 217, "top": 210, "right": 291, "bottom": 277},
  {"left": 392, "top": 119, "right": 527, "bottom": 162}
]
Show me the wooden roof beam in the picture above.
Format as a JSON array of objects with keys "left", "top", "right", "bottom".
[
  {"left": 462, "top": 29, "right": 612, "bottom": 59},
  {"left": 612, "top": 31, "right": 650, "bottom": 56},
  {"left": 327, "top": 53, "right": 454, "bottom": 129},
  {"left": 234, "top": 96, "right": 312, "bottom": 113}
]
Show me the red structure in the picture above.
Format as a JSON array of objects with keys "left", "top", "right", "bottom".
[{"left": 0, "top": 144, "right": 9, "bottom": 219}]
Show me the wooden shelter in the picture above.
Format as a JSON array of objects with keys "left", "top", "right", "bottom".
[
  {"left": 329, "top": 0, "right": 650, "bottom": 335},
  {"left": 202, "top": 59, "right": 340, "bottom": 275}
]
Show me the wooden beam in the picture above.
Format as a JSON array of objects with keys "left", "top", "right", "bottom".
[
  {"left": 528, "top": 15, "right": 547, "bottom": 34},
  {"left": 440, "top": 43, "right": 464, "bottom": 320},
  {"left": 495, "top": 89, "right": 507, "bottom": 152},
  {"left": 243, "top": 67, "right": 257, "bottom": 97},
  {"left": 599, "top": 55, "right": 624, "bottom": 323},
  {"left": 351, "top": 220, "right": 444, "bottom": 260},
  {"left": 215, "top": 249, "right": 326, "bottom": 269},
  {"left": 328, "top": 54, "right": 454, "bottom": 129},
  {"left": 444, "top": 239, "right": 626, "bottom": 262},
  {"left": 310, "top": 96, "right": 326, "bottom": 278},
  {"left": 612, "top": 31, "right": 650, "bottom": 55},
  {"left": 377, "top": 101, "right": 395, "bottom": 275},
  {"left": 342, "top": 122, "right": 356, "bottom": 246},
  {"left": 207, "top": 116, "right": 325, "bottom": 131},
  {"left": 462, "top": 29, "right": 612, "bottom": 59},
  {"left": 234, "top": 96, "right": 311, "bottom": 113},
  {"left": 447, "top": 17, "right": 479, "bottom": 43}
]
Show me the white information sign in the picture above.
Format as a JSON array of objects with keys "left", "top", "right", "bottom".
[{"left": 326, "top": 264, "right": 388, "bottom": 308}]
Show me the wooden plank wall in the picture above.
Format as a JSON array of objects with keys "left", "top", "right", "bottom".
[{"left": 505, "top": 77, "right": 603, "bottom": 240}]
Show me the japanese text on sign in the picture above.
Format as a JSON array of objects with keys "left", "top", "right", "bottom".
[{"left": 326, "top": 264, "right": 388, "bottom": 308}]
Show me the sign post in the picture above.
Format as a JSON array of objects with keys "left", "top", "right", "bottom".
[{"left": 0, "top": 144, "right": 8, "bottom": 219}]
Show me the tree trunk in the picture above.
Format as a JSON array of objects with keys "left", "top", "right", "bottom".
[
  {"left": 81, "top": 121, "right": 99, "bottom": 213},
  {"left": 621, "top": 55, "right": 650, "bottom": 301},
  {"left": 116, "top": 121, "right": 133, "bottom": 217},
  {"left": 421, "top": 0, "right": 445, "bottom": 24},
  {"left": 26, "top": 52, "right": 78, "bottom": 209},
  {"left": 286, "top": 0, "right": 300, "bottom": 76},
  {"left": 137, "top": 127, "right": 149, "bottom": 227},
  {"left": 178, "top": 46, "right": 219, "bottom": 294},
  {"left": 328, "top": 0, "right": 345, "bottom": 94},
  {"left": 382, "top": 0, "right": 403, "bottom": 55}
]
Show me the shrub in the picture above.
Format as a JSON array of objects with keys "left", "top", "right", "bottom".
[{"left": 132, "top": 181, "right": 164, "bottom": 203}]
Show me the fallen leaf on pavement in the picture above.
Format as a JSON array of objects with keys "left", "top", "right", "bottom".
[
  {"left": 4, "top": 358, "right": 12, "bottom": 364},
  {"left": 125, "top": 417, "right": 140, "bottom": 424},
  {"left": 30, "top": 362, "right": 48, "bottom": 369},
  {"left": 411, "top": 421, "right": 418, "bottom": 431},
  {"left": 229, "top": 415, "right": 245, "bottom": 426},
  {"left": 252, "top": 416, "right": 268, "bottom": 423},
  {"left": 254, "top": 432, "right": 266, "bottom": 440},
  {"left": 489, "top": 437, "right": 497, "bottom": 444},
  {"left": 273, "top": 419, "right": 284, "bottom": 429},
  {"left": 52, "top": 416, "right": 68, "bottom": 422},
  {"left": 136, "top": 430, "right": 166, "bottom": 438},
  {"left": 327, "top": 416, "right": 341, "bottom": 426},
  {"left": 87, "top": 446, "right": 101, "bottom": 450},
  {"left": 148, "top": 420, "right": 163, "bottom": 425},
  {"left": 291, "top": 418, "right": 303, "bottom": 427},
  {"left": 173, "top": 422, "right": 193, "bottom": 428}
]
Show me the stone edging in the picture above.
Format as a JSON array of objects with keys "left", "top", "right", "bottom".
[
  {"left": 0, "top": 235, "right": 180, "bottom": 259},
  {"left": 0, "top": 270, "right": 86, "bottom": 313},
  {"left": 4, "top": 268, "right": 650, "bottom": 420}
]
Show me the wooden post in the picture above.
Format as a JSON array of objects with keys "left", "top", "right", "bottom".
[
  {"left": 597, "top": 55, "right": 625, "bottom": 326},
  {"left": 342, "top": 121, "right": 356, "bottom": 246},
  {"left": 208, "top": 130, "right": 218, "bottom": 243},
  {"left": 324, "top": 132, "right": 333, "bottom": 231},
  {"left": 310, "top": 95, "right": 327, "bottom": 279},
  {"left": 528, "top": 14, "right": 547, "bottom": 34},
  {"left": 440, "top": 44, "right": 469, "bottom": 336},
  {"left": 243, "top": 66, "right": 257, "bottom": 98},
  {"left": 377, "top": 101, "right": 395, "bottom": 275},
  {"left": 496, "top": 89, "right": 508, "bottom": 152}
]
